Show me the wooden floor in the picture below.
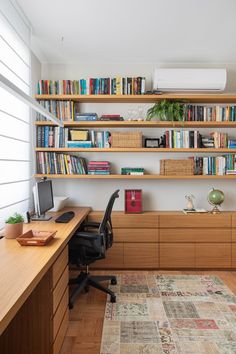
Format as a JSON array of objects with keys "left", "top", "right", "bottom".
[{"left": 60, "top": 270, "right": 236, "bottom": 354}]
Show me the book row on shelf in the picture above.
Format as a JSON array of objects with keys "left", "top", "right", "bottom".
[
  {"left": 165, "top": 130, "right": 233, "bottom": 149},
  {"left": 37, "top": 77, "right": 146, "bottom": 95},
  {"left": 186, "top": 104, "right": 236, "bottom": 122},
  {"left": 35, "top": 152, "right": 236, "bottom": 176},
  {"left": 36, "top": 126, "right": 236, "bottom": 149},
  {"left": 36, "top": 127, "right": 111, "bottom": 148}
]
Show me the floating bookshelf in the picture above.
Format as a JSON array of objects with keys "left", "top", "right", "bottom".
[
  {"left": 35, "top": 148, "right": 236, "bottom": 153},
  {"left": 35, "top": 121, "right": 236, "bottom": 128},
  {"left": 34, "top": 174, "right": 236, "bottom": 180},
  {"left": 35, "top": 93, "right": 236, "bottom": 103}
]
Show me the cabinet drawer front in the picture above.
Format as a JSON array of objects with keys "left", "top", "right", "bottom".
[
  {"left": 114, "top": 229, "right": 157, "bottom": 242},
  {"left": 160, "top": 214, "right": 231, "bottom": 228},
  {"left": 160, "top": 229, "right": 231, "bottom": 243},
  {"left": 196, "top": 243, "right": 231, "bottom": 268},
  {"left": 232, "top": 230, "right": 236, "bottom": 242},
  {"left": 232, "top": 244, "right": 236, "bottom": 267},
  {"left": 53, "top": 266, "right": 68, "bottom": 314},
  {"left": 92, "top": 243, "right": 124, "bottom": 268},
  {"left": 232, "top": 215, "right": 236, "bottom": 228},
  {"left": 52, "top": 246, "right": 68, "bottom": 289},
  {"left": 88, "top": 212, "right": 158, "bottom": 228},
  {"left": 53, "top": 308, "right": 69, "bottom": 354},
  {"left": 160, "top": 244, "right": 195, "bottom": 268},
  {"left": 53, "top": 288, "right": 68, "bottom": 340},
  {"left": 124, "top": 243, "right": 158, "bottom": 268}
]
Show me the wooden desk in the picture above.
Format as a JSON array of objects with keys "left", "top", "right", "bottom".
[{"left": 0, "top": 207, "right": 90, "bottom": 354}]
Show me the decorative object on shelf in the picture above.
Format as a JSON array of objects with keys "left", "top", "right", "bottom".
[
  {"left": 125, "top": 189, "right": 142, "bottom": 213},
  {"left": 144, "top": 138, "right": 160, "bottom": 148},
  {"left": 5, "top": 213, "right": 24, "bottom": 239},
  {"left": 146, "top": 99, "right": 186, "bottom": 121},
  {"left": 111, "top": 131, "right": 142, "bottom": 148},
  {"left": 208, "top": 188, "right": 224, "bottom": 214},
  {"left": 184, "top": 194, "right": 195, "bottom": 211},
  {"left": 160, "top": 159, "right": 194, "bottom": 176}
]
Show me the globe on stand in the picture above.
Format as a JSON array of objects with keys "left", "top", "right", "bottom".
[{"left": 208, "top": 188, "right": 224, "bottom": 214}]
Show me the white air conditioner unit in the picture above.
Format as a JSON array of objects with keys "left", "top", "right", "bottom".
[{"left": 153, "top": 68, "right": 227, "bottom": 92}]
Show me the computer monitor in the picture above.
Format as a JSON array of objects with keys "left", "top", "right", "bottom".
[{"left": 32, "top": 180, "right": 54, "bottom": 221}]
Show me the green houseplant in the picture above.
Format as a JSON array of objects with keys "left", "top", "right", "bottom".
[
  {"left": 5, "top": 213, "right": 24, "bottom": 239},
  {"left": 146, "top": 99, "right": 186, "bottom": 121}
]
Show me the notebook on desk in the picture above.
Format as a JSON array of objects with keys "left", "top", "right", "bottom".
[{"left": 182, "top": 209, "right": 207, "bottom": 214}]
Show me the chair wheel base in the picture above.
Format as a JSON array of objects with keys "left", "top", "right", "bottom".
[{"left": 110, "top": 295, "right": 116, "bottom": 303}]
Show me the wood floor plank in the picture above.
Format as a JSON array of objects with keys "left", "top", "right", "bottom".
[{"left": 60, "top": 270, "right": 236, "bottom": 354}]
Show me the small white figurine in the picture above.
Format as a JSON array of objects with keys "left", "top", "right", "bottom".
[{"left": 185, "top": 194, "right": 195, "bottom": 210}]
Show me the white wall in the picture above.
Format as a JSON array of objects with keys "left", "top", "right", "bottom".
[{"left": 39, "top": 61, "right": 236, "bottom": 211}]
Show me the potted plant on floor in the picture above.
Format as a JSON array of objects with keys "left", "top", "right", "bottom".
[
  {"left": 146, "top": 99, "right": 186, "bottom": 121},
  {"left": 5, "top": 213, "right": 24, "bottom": 239}
]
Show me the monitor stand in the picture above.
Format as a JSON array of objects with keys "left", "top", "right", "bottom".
[{"left": 31, "top": 213, "right": 52, "bottom": 221}]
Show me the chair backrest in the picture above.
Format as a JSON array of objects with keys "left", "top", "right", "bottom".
[{"left": 99, "top": 189, "right": 119, "bottom": 247}]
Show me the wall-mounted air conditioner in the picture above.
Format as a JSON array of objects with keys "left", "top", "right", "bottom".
[{"left": 153, "top": 68, "right": 227, "bottom": 92}]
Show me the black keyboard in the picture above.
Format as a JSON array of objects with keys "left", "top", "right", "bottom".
[{"left": 55, "top": 211, "right": 75, "bottom": 223}]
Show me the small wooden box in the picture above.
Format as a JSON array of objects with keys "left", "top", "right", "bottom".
[
  {"left": 125, "top": 189, "right": 142, "bottom": 213},
  {"left": 16, "top": 230, "right": 57, "bottom": 246}
]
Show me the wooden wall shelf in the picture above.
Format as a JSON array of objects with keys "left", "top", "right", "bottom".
[
  {"left": 35, "top": 121, "right": 236, "bottom": 128},
  {"left": 34, "top": 174, "right": 236, "bottom": 180},
  {"left": 35, "top": 93, "right": 236, "bottom": 103},
  {"left": 35, "top": 147, "right": 236, "bottom": 153}
]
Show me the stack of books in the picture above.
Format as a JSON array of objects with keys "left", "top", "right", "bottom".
[
  {"left": 98, "top": 115, "right": 124, "bottom": 121},
  {"left": 121, "top": 167, "right": 144, "bottom": 175},
  {"left": 228, "top": 139, "right": 236, "bottom": 149},
  {"left": 74, "top": 113, "right": 98, "bottom": 121},
  {"left": 88, "top": 161, "right": 111, "bottom": 175}
]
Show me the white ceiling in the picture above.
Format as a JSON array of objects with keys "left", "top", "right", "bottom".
[{"left": 17, "top": 0, "right": 236, "bottom": 64}]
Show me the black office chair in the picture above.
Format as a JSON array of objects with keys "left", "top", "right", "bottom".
[{"left": 68, "top": 189, "right": 119, "bottom": 308}]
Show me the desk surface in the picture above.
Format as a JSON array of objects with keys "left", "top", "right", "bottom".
[{"left": 0, "top": 206, "right": 90, "bottom": 335}]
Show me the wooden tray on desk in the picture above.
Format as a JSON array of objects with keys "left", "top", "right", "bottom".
[{"left": 16, "top": 230, "right": 57, "bottom": 246}]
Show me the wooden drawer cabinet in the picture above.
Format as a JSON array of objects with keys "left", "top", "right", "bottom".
[
  {"left": 196, "top": 243, "right": 231, "bottom": 268},
  {"left": 88, "top": 211, "right": 158, "bottom": 228},
  {"left": 160, "top": 243, "right": 195, "bottom": 268},
  {"left": 53, "top": 288, "right": 68, "bottom": 340},
  {"left": 52, "top": 246, "right": 68, "bottom": 288},
  {"left": 160, "top": 214, "right": 231, "bottom": 228},
  {"left": 114, "top": 228, "right": 158, "bottom": 242},
  {"left": 90, "top": 212, "right": 236, "bottom": 270},
  {"left": 53, "top": 309, "right": 69, "bottom": 354},
  {"left": 53, "top": 266, "right": 68, "bottom": 314},
  {"left": 124, "top": 243, "right": 158, "bottom": 268},
  {"left": 160, "top": 229, "right": 231, "bottom": 243}
]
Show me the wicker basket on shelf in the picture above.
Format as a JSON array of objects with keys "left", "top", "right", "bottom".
[
  {"left": 111, "top": 131, "right": 142, "bottom": 148},
  {"left": 160, "top": 159, "right": 194, "bottom": 176}
]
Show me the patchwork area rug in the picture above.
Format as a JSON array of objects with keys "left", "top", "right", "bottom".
[{"left": 100, "top": 275, "right": 236, "bottom": 354}]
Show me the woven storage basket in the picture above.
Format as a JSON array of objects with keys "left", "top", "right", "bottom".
[
  {"left": 111, "top": 131, "right": 142, "bottom": 148},
  {"left": 160, "top": 159, "right": 194, "bottom": 176}
]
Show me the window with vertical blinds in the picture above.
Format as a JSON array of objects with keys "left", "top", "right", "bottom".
[{"left": 0, "top": 0, "right": 31, "bottom": 228}]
